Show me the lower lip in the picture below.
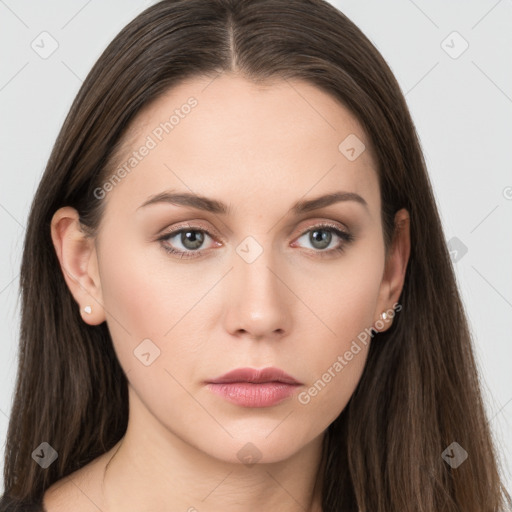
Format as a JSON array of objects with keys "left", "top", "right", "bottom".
[{"left": 206, "top": 382, "right": 300, "bottom": 407}]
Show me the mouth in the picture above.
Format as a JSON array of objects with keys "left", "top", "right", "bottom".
[
  {"left": 207, "top": 366, "right": 302, "bottom": 385},
  {"left": 205, "top": 367, "right": 302, "bottom": 408}
]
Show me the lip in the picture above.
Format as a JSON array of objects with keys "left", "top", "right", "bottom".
[
  {"left": 206, "top": 367, "right": 302, "bottom": 408},
  {"left": 207, "top": 367, "right": 302, "bottom": 385}
]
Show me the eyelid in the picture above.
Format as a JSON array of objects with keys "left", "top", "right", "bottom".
[
  {"left": 157, "top": 221, "right": 224, "bottom": 243},
  {"left": 296, "top": 219, "right": 349, "bottom": 236}
]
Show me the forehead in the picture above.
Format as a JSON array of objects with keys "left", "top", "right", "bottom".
[{"left": 102, "top": 73, "right": 380, "bottom": 221}]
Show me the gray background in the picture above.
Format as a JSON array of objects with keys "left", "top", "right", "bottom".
[{"left": 1, "top": 0, "right": 511, "bottom": 495}]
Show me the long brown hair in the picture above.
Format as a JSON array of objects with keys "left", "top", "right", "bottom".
[{"left": 2, "top": 1, "right": 510, "bottom": 510}]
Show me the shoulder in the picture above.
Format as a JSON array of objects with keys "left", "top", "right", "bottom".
[
  {"left": 42, "top": 453, "right": 110, "bottom": 512},
  {"left": 42, "top": 475, "right": 95, "bottom": 512},
  {"left": 2, "top": 447, "right": 116, "bottom": 512},
  {"left": 0, "top": 475, "right": 83, "bottom": 512},
  {"left": 41, "top": 476, "right": 76, "bottom": 512}
]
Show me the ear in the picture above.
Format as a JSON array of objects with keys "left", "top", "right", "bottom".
[
  {"left": 50, "top": 206, "right": 105, "bottom": 326},
  {"left": 373, "top": 208, "right": 410, "bottom": 332}
]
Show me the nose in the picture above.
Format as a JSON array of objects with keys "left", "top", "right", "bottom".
[{"left": 223, "top": 244, "right": 293, "bottom": 341}]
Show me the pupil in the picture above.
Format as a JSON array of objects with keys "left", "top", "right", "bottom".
[
  {"left": 311, "top": 229, "right": 331, "bottom": 249},
  {"left": 182, "top": 230, "right": 204, "bottom": 250}
]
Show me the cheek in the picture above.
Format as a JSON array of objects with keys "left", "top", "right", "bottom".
[
  {"left": 294, "top": 247, "right": 383, "bottom": 424},
  {"left": 293, "top": 300, "right": 373, "bottom": 433},
  {"left": 305, "top": 242, "right": 384, "bottom": 345},
  {"left": 97, "top": 233, "right": 203, "bottom": 373}
]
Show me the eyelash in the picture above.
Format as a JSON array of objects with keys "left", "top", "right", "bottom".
[{"left": 157, "top": 222, "right": 355, "bottom": 260}]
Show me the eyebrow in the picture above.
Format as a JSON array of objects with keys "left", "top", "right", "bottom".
[{"left": 137, "top": 190, "right": 369, "bottom": 215}]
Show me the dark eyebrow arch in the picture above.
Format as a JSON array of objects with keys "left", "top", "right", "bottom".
[
  {"left": 137, "top": 190, "right": 368, "bottom": 215},
  {"left": 292, "top": 191, "right": 368, "bottom": 213},
  {"left": 137, "top": 191, "right": 232, "bottom": 215}
]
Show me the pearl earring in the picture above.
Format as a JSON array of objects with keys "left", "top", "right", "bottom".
[
  {"left": 381, "top": 312, "right": 388, "bottom": 320},
  {"left": 84, "top": 305, "right": 92, "bottom": 314}
]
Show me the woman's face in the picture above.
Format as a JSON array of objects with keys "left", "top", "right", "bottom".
[{"left": 55, "top": 74, "right": 408, "bottom": 465}]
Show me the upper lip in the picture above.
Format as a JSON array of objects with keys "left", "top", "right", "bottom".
[{"left": 207, "top": 367, "right": 302, "bottom": 385}]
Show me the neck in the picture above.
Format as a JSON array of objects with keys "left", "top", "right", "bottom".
[{"left": 101, "top": 387, "right": 325, "bottom": 512}]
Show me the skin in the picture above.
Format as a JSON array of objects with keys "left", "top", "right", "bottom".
[{"left": 46, "top": 73, "right": 410, "bottom": 512}]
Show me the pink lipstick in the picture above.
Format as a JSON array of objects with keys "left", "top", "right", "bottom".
[{"left": 206, "top": 367, "right": 302, "bottom": 407}]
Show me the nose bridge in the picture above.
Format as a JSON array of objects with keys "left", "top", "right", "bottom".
[
  {"left": 235, "top": 233, "right": 284, "bottom": 304},
  {"left": 225, "top": 233, "right": 292, "bottom": 337}
]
